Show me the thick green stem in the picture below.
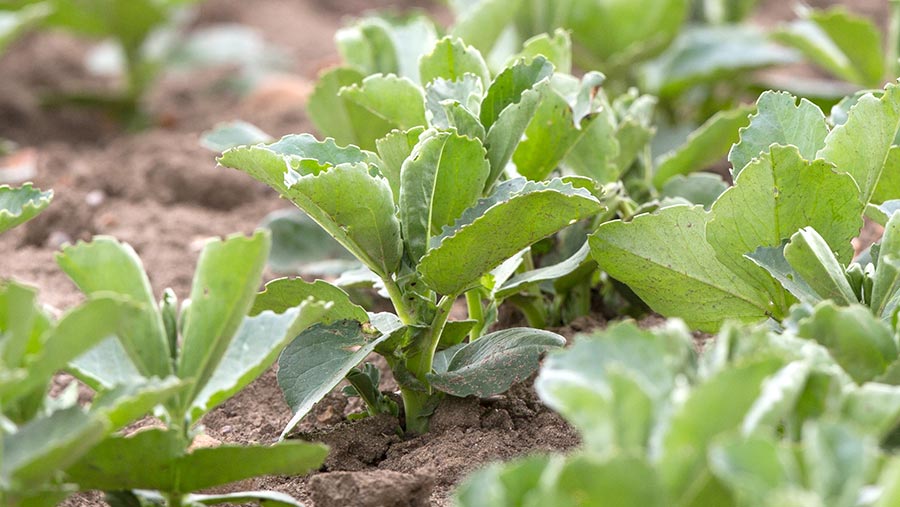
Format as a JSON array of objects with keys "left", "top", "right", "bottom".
[
  {"left": 400, "top": 389, "right": 434, "bottom": 434},
  {"left": 166, "top": 493, "right": 184, "bottom": 507},
  {"left": 889, "top": 1, "right": 900, "bottom": 79},
  {"left": 465, "top": 289, "right": 485, "bottom": 341},
  {"left": 382, "top": 277, "right": 414, "bottom": 324},
  {"left": 511, "top": 295, "right": 548, "bottom": 329}
]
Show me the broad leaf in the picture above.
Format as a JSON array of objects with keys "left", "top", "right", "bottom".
[
  {"left": 400, "top": 130, "right": 490, "bottom": 261},
  {"left": 707, "top": 145, "right": 863, "bottom": 313},
  {"left": 340, "top": 74, "right": 427, "bottom": 130},
  {"left": 0, "top": 183, "right": 52, "bottom": 234},
  {"left": 659, "top": 173, "right": 728, "bottom": 209},
  {"left": 450, "top": 0, "right": 523, "bottom": 55},
  {"left": 375, "top": 127, "right": 425, "bottom": 201},
  {"left": 336, "top": 14, "right": 438, "bottom": 83},
  {"left": 277, "top": 317, "right": 402, "bottom": 438},
  {"left": 728, "top": 91, "right": 828, "bottom": 178},
  {"left": 65, "top": 428, "right": 327, "bottom": 493},
  {"left": 795, "top": 302, "right": 896, "bottom": 384},
  {"left": 653, "top": 103, "right": 754, "bottom": 186},
  {"left": 783, "top": 228, "right": 858, "bottom": 305},
  {"left": 419, "top": 36, "right": 491, "bottom": 86},
  {"left": 802, "top": 421, "right": 876, "bottom": 506},
  {"left": 57, "top": 237, "right": 172, "bottom": 379},
  {"left": 819, "top": 84, "right": 900, "bottom": 204},
  {"left": 200, "top": 120, "right": 272, "bottom": 152},
  {"left": 708, "top": 435, "right": 798, "bottom": 506},
  {"left": 307, "top": 67, "right": 393, "bottom": 150},
  {"left": 494, "top": 242, "right": 590, "bottom": 300},
  {"left": 419, "top": 178, "right": 602, "bottom": 295},
  {"left": 220, "top": 146, "right": 402, "bottom": 277},
  {"left": 591, "top": 205, "right": 770, "bottom": 331},
  {"left": 177, "top": 231, "right": 270, "bottom": 410},
  {"left": 427, "top": 327, "right": 564, "bottom": 397},
  {"left": 260, "top": 209, "right": 357, "bottom": 276},
  {"left": 251, "top": 278, "right": 368, "bottom": 322},
  {"left": 543, "top": 455, "right": 666, "bottom": 507}
]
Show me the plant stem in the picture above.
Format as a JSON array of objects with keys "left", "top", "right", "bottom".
[
  {"left": 382, "top": 277, "right": 414, "bottom": 324},
  {"left": 400, "top": 389, "right": 433, "bottom": 434},
  {"left": 511, "top": 295, "right": 548, "bottom": 329},
  {"left": 465, "top": 289, "right": 485, "bottom": 341},
  {"left": 421, "top": 295, "right": 455, "bottom": 376},
  {"left": 166, "top": 493, "right": 184, "bottom": 507}
]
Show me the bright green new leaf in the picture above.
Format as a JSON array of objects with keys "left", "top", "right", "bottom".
[
  {"left": 427, "top": 328, "right": 564, "bottom": 397},
  {"left": 57, "top": 237, "right": 172, "bottom": 379},
  {"left": 591, "top": 206, "right": 770, "bottom": 331},
  {"left": 340, "top": 74, "right": 427, "bottom": 130},
  {"left": 400, "top": 130, "right": 490, "bottom": 261},
  {"left": 375, "top": 127, "right": 425, "bottom": 201},
  {"left": 707, "top": 145, "right": 863, "bottom": 312},
  {"left": 251, "top": 278, "right": 368, "bottom": 322},
  {"left": 0, "top": 183, "right": 52, "bottom": 235},
  {"left": 177, "top": 231, "right": 270, "bottom": 410},
  {"left": 220, "top": 146, "right": 402, "bottom": 277},
  {"left": 277, "top": 317, "right": 403, "bottom": 438},
  {"left": 728, "top": 91, "right": 828, "bottom": 178},
  {"left": 795, "top": 302, "right": 896, "bottom": 384},
  {"left": 336, "top": 14, "right": 438, "bottom": 83},
  {"left": 659, "top": 173, "right": 728, "bottom": 209},
  {"left": 819, "top": 84, "right": 900, "bottom": 204},
  {"left": 425, "top": 75, "right": 484, "bottom": 130},
  {"left": 419, "top": 36, "right": 491, "bottom": 86},
  {"left": 65, "top": 428, "right": 327, "bottom": 493},
  {"left": 775, "top": 7, "right": 884, "bottom": 87},
  {"left": 307, "top": 67, "right": 394, "bottom": 151},
  {"left": 188, "top": 299, "right": 331, "bottom": 423},
  {"left": 419, "top": 178, "right": 602, "bottom": 295},
  {"left": 783, "top": 228, "right": 858, "bottom": 305},
  {"left": 515, "top": 29, "right": 572, "bottom": 75},
  {"left": 654, "top": 103, "right": 754, "bottom": 186}
]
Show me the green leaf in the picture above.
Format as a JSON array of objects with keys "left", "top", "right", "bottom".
[
  {"left": 774, "top": 7, "right": 885, "bottom": 87},
  {"left": 400, "top": 130, "right": 490, "bottom": 261},
  {"left": 653, "top": 103, "right": 754, "bottom": 187},
  {"left": 795, "top": 302, "right": 897, "bottom": 384},
  {"left": 660, "top": 358, "right": 783, "bottom": 505},
  {"left": 336, "top": 14, "right": 438, "bottom": 83},
  {"left": 707, "top": 145, "right": 863, "bottom": 312},
  {"left": 419, "top": 36, "right": 491, "bottom": 86},
  {"left": 424, "top": 75, "right": 484, "bottom": 129},
  {"left": 0, "top": 183, "right": 52, "bottom": 235},
  {"left": 515, "top": 29, "right": 572, "bottom": 75},
  {"left": 427, "top": 327, "right": 564, "bottom": 397},
  {"left": 450, "top": 0, "right": 524, "bottom": 55},
  {"left": 251, "top": 278, "right": 368, "bottom": 322},
  {"left": 545, "top": 455, "right": 666, "bottom": 507},
  {"left": 536, "top": 321, "right": 694, "bottom": 453},
  {"left": 277, "top": 317, "right": 402, "bottom": 438},
  {"left": 65, "top": 428, "right": 327, "bottom": 493},
  {"left": 200, "top": 121, "right": 273, "bottom": 152},
  {"left": 454, "top": 454, "right": 551, "bottom": 507},
  {"left": 728, "top": 91, "right": 829, "bottom": 178},
  {"left": 865, "top": 200, "right": 900, "bottom": 227},
  {"left": 745, "top": 244, "right": 821, "bottom": 306},
  {"left": 591, "top": 206, "right": 770, "bottom": 331},
  {"left": 783, "top": 228, "right": 858, "bottom": 305},
  {"left": 0, "top": 281, "right": 45, "bottom": 369},
  {"left": 642, "top": 25, "right": 798, "bottom": 98},
  {"left": 307, "top": 67, "right": 394, "bottom": 151},
  {"left": 876, "top": 458, "right": 900, "bottom": 507},
  {"left": 494, "top": 241, "right": 590, "bottom": 300},
  {"left": 188, "top": 299, "right": 331, "bottom": 423},
  {"left": 841, "top": 383, "right": 900, "bottom": 438},
  {"left": 219, "top": 146, "right": 402, "bottom": 278},
  {"left": 708, "top": 434, "right": 798, "bottom": 506},
  {"left": 375, "top": 127, "right": 425, "bottom": 201},
  {"left": 340, "top": 74, "right": 427, "bottom": 130},
  {"left": 56, "top": 237, "right": 172, "bottom": 379},
  {"left": 659, "top": 173, "right": 728, "bottom": 209},
  {"left": 419, "top": 178, "right": 602, "bottom": 295},
  {"left": 177, "top": 231, "right": 270, "bottom": 410},
  {"left": 818, "top": 83, "right": 900, "bottom": 204},
  {"left": 480, "top": 57, "right": 554, "bottom": 185}
]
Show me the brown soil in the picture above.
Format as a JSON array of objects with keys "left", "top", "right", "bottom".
[{"left": 0, "top": 0, "right": 888, "bottom": 506}]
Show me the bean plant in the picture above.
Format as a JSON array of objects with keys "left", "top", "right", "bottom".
[{"left": 0, "top": 183, "right": 52, "bottom": 235}]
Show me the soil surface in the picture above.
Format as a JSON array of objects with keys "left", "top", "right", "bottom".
[{"left": 0, "top": 0, "right": 888, "bottom": 506}]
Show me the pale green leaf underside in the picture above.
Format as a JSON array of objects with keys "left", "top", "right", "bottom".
[{"left": 0, "top": 183, "right": 52, "bottom": 235}]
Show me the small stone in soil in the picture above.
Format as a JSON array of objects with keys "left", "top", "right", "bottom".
[{"left": 309, "top": 470, "right": 433, "bottom": 507}]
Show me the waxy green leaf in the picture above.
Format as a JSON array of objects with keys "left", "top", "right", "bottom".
[
  {"left": 819, "top": 84, "right": 900, "bottom": 204},
  {"left": 728, "top": 91, "right": 828, "bottom": 178},
  {"left": 427, "top": 327, "right": 564, "bottom": 397},
  {"left": 783, "top": 228, "right": 858, "bottom": 305},
  {"left": 419, "top": 36, "right": 491, "bottom": 86},
  {"left": 200, "top": 120, "right": 273, "bottom": 152},
  {"left": 0, "top": 183, "right": 52, "bottom": 235},
  {"left": 177, "top": 231, "right": 270, "bottom": 410},
  {"left": 591, "top": 206, "right": 770, "bottom": 331},
  {"left": 419, "top": 178, "right": 602, "bottom": 295},
  {"left": 220, "top": 145, "right": 402, "bottom": 277},
  {"left": 399, "top": 130, "right": 490, "bottom": 261},
  {"left": 375, "top": 127, "right": 425, "bottom": 201},
  {"left": 308, "top": 67, "right": 394, "bottom": 151},
  {"left": 340, "top": 74, "right": 427, "bottom": 130},
  {"left": 450, "top": 0, "right": 523, "bottom": 55}
]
